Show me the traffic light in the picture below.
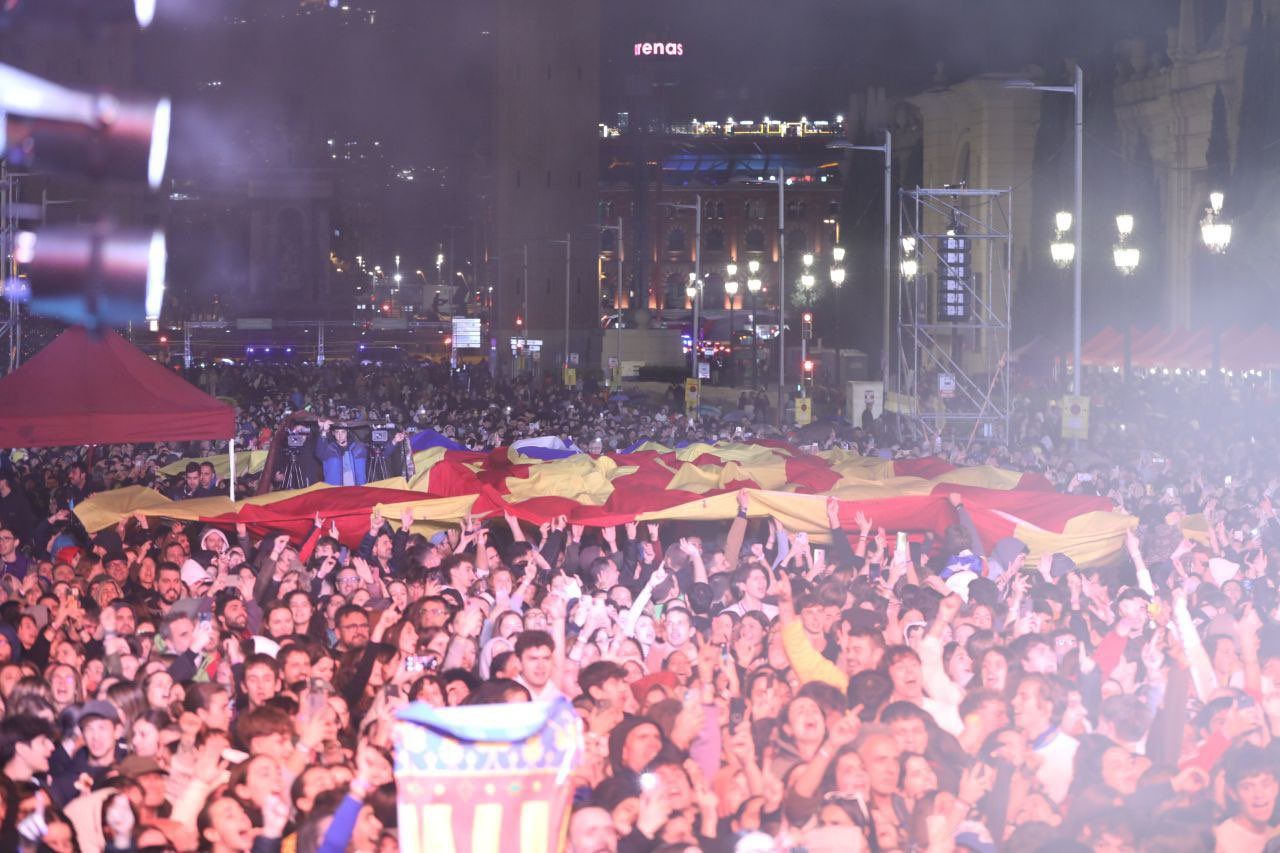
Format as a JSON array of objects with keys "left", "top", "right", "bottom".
[
  {"left": 801, "top": 311, "right": 813, "bottom": 340},
  {"left": 936, "top": 224, "right": 971, "bottom": 321},
  {"left": 803, "top": 358, "right": 815, "bottom": 377}
]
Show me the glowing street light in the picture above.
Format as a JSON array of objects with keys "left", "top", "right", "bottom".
[
  {"left": 1200, "top": 191, "right": 1232, "bottom": 253},
  {"left": 1050, "top": 210, "right": 1076, "bottom": 269},
  {"left": 1113, "top": 214, "right": 1140, "bottom": 276}
]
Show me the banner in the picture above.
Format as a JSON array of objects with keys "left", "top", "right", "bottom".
[
  {"left": 394, "top": 697, "right": 581, "bottom": 853},
  {"left": 73, "top": 442, "right": 1137, "bottom": 567}
]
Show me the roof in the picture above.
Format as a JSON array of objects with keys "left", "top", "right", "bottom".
[{"left": 0, "top": 327, "right": 235, "bottom": 448}]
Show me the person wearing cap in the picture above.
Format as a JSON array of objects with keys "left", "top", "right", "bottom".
[
  {"left": 51, "top": 701, "right": 126, "bottom": 806},
  {"left": 116, "top": 754, "right": 169, "bottom": 822},
  {"left": 314, "top": 419, "right": 369, "bottom": 487}
]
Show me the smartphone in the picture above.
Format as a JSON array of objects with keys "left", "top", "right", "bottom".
[
  {"left": 813, "top": 548, "right": 825, "bottom": 564},
  {"left": 895, "top": 531, "right": 908, "bottom": 556},
  {"left": 729, "top": 698, "right": 747, "bottom": 729},
  {"left": 639, "top": 772, "right": 658, "bottom": 792}
]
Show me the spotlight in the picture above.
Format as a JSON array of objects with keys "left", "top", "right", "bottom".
[
  {"left": 3, "top": 0, "right": 158, "bottom": 28},
  {"left": 0, "top": 63, "right": 170, "bottom": 189},
  {"left": 15, "top": 224, "right": 166, "bottom": 328}
]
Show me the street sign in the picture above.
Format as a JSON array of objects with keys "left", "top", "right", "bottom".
[
  {"left": 684, "top": 378, "right": 701, "bottom": 417},
  {"left": 795, "top": 397, "right": 812, "bottom": 426},
  {"left": 938, "top": 373, "right": 956, "bottom": 399},
  {"left": 1062, "top": 395, "right": 1090, "bottom": 439},
  {"left": 452, "top": 317, "right": 482, "bottom": 349},
  {"left": 569, "top": 352, "right": 580, "bottom": 366},
  {"left": 563, "top": 367, "right": 577, "bottom": 386},
  {"left": 697, "top": 361, "right": 710, "bottom": 379}
]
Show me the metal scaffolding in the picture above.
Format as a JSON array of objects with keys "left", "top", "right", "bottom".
[
  {"left": 0, "top": 165, "right": 19, "bottom": 373},
  {"left": 894, "top": 187, "right": 1012, "bottom": 448}
]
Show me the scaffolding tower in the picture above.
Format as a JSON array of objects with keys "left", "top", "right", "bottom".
[
  {"left": 0, "top": 165, "right": 19, "bottom": 373},
  {"left": 894, "top": 187, "right": 1012, "bottom": 448}
]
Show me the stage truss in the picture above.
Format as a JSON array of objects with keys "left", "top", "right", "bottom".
[{"left": 894, "top": 187, "right": 1012, "bottom": 448}]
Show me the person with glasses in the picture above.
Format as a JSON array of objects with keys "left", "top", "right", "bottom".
[{"left": 0, "top": 528, "right": 30, "bottom": 582}]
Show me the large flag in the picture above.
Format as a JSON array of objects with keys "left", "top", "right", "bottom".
[{"left": 75, "top": 441, "right": 1135, "bottom": 566}]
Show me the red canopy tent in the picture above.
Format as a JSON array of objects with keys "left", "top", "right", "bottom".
[{"left": 0, "top": 327, "right": 234, "bottom": 449}]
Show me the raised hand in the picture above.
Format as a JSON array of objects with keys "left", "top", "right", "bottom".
[{"left": 826, "top": 496, "right": 841, "bottom": 528}]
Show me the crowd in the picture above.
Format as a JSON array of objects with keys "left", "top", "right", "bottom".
[{"left": 0, "top": 360, "right": 1278, "bottom": 852}]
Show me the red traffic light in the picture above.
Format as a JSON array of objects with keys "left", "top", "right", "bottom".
[
  {"left": 802, "top": 312, "right": 812, "bottom": 323},
  {"left": 803, "top": 359, "right": 815, "bottom": 373}
]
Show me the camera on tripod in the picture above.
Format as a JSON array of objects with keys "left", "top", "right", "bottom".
[
  {"left": 369, "top": 424, "right": 394, "bottom": 446},
  {"left": 287, "top": 433, "right": 309, "bottom": 449}
]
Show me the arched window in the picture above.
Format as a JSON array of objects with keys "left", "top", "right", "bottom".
[
  {"left": 786, "top": 228, "right": 808, "bottom": 255},
  {"left": 744, "top": 228, "right": 766, "bottom": 252},
  {"left": 704, "top": 228, "right": 725, "bottom": 253},
  {"left": 745, "top": 199, "right": 765, "bottom": 220}
]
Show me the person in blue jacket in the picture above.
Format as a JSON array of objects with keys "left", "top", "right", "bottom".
[{"left": 314, "top": 419, "right": 368, "bottom": 486}]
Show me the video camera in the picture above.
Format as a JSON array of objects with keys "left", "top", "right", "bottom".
[
  {"left": 369, "top": 424, "right": 396, "bottom": 446},
  {"left": 286, "top": 425, "right": 311, "bottom": 449}
]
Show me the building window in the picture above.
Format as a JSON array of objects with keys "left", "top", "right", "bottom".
[
  {"left": 667, "top": 227, "right": 687, "bottom": 253},
  {"left": 744, "top": 228, "right": 765, "bottom": 252},
  {"left": 786, "top": 200, "right": 808, "bottom": 218},
  {"left": 705, "top": 228, "right": 725, "bottom": 252},
  {"left": 664, "top": 273, "right": 686, "bottom": 308},
  {"left": 745, "top": 199, "right": 765, "bottom": 220},
  {"left": 787, "top": 229, "right": 808, "bottom": 255}
]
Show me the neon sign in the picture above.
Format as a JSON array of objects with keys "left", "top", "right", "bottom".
[{"left": 634, "top": 42, "right": 684, "bottom": 57}]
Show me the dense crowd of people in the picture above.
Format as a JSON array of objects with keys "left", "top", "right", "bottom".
[{"left": 0, "top": 360, "right": 1279, "bottom": 852}]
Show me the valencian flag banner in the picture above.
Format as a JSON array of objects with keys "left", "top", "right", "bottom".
[{"left": 393, "top": 697, "right": 582, "bottom": 853}]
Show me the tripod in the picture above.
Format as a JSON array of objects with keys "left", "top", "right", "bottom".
[
  {"left": 281, "top": 448, "right": 309, "bottom": 491},
  {"left": 367, "top": 443, "right": 389, "bottom": 482}
]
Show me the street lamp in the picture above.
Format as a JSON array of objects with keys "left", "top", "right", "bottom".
[
  {"left": 1200, "top": 191, "right": 1232, "bottom": 253},
  {"left": 1113, "top": 214, "right": 1141, "bottom": 382},
  {"left": 747, "top": 276, "right": 762, "bottom": 390},
  {"left": 725, "top": 277, "right": 739, "bottom": 382},
  {"left": 829, "top": 131, "right": 892, "bottom": 378},
  {"left": 687, "top": 272, "right": 703, "bottom": 376},
  {"left": 1006, "top": 66, "right": 1084, "bottom": 399},
  {"left": 830, "top": 245, "right": 846, "bottom": 286},
  {"left": 1050, "top": 210, "right": 1076, "bottom": 269},
  {"left": 659, "top": 196, "right": 704, "bottom": 378},
  {"left": 1113, "top": 214, "right": 1139, "bottom": 275}
]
